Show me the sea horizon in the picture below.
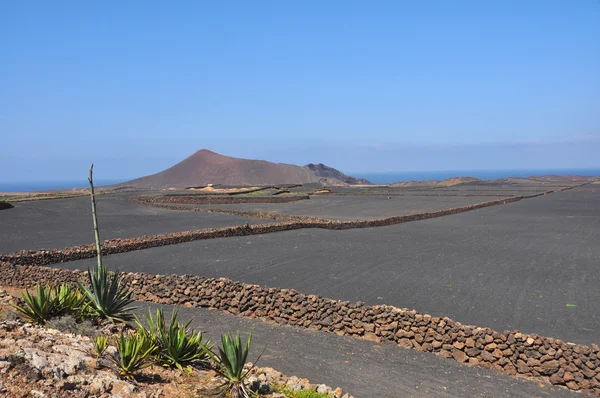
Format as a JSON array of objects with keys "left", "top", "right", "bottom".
[
  {"left": 1, "top": 168, "right": 599, "bottom": 193},
  {"left": 0, "top": 179, "right": 127, "bottom": 193}
]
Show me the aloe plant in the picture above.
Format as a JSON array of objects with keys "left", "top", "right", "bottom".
[
  {"left": 12, "top": 284, "right": 59, "bottom": 324},
  {"left": 136, "top": 308, "right": 212, "bottom": 372},
  {"left": 209, "top": 331, "right": 259, "bottom": 398},
  {"left": 110, "top": 331, "right": 156, "bottom": 379},
  {"left": 78, "top": 264, "right": 136, "bottom": 323}
]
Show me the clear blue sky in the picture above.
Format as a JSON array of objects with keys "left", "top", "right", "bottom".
[{"left": 1, "top": 0, "right": 599, "bottom": 181}]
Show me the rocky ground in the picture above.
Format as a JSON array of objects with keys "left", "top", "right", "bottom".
[{"left": 0, "top": 290, "right": 351, "bottom": 398}]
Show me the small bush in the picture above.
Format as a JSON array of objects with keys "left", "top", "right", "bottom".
[
  {"left": 272, "top": 386, "right": 330, "bottom": 398},
  {"left": 46, "top": 316, "right": 99, "bottom": 338},
  {"left": 79, "top": 265, "right": 136, "bottom": 323},
  {"left": 110, "top": 331, "right": 156, "bottom": 379},
  {"left": 136, "top": 308, "right": 212, "bottom": 372}
]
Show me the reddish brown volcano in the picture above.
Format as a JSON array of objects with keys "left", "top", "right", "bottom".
[{"left": 119, "top": 150, "right": 333, "bottom": 188}]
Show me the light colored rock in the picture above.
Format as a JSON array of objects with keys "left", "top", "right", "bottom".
[
  {"left": 111, "top": 380, "right": 137, "bottom": 397},
  {"left": 89, "top": 374, "right": 114, "bottom": 395},
  {"left": 23, "top": 348, "right": 49, "bottom": 369},
  {"left": 317, "top": 384, "right": 330, "bottom": 393}
]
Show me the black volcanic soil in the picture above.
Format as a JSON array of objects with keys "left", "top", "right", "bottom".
[
  {"left": 62, "top": 191, "right": 600, "bottom": 345},
  {"left": 0, "top": 192, "right": 274, "bottom": 252},
  {"left": 149, "top": 304, "right": 576, "bottom": 398},
  {"left": 195, "top": 195, "right": 505, "bottom": 220}
]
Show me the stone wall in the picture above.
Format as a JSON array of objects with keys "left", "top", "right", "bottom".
[
  {"left": 0, "top": 262, "right": 598, "bottom": 396},
  {"left": 312, "top": 192, "right": 515, "bottom": 197},
  {"left": 130, "top": 194, "right": 309, "bottom": 206}
]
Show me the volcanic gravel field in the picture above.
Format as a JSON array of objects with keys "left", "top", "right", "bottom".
[
  {"left": 61, "top": 190, "right": 600, "bottom": 345},
  {"left": 0, "top": 192, "right": 274, "bottom": 252},
  {"left": 192, "top": 195, "right": 513, "bottom": 220},
  {"left": 148, "top": 304, "right": 576, "bottom": 397},
  {"left": 2, "top": 182, "right": 598, "bottom": 397}
]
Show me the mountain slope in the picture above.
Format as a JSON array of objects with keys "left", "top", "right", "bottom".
[
  {"left": 118, "top": 150, "right": 369, "bottom": 188},
  {"left": 305, "top": 163, "right": 371, "bottom": 185}
]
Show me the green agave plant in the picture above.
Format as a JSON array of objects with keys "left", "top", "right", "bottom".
[
  {"left": 78, "top": 264, "right": 136, "bottom": 323},
  {"left": 12, "top": 284, "right": 59, "bottom": 324},
  {"left": 94, "top": 335, "right": 109, "bottom": 358},
  {"left": 54, "top": 284, "right": 90, "bottom": 318},
  {"left": 110, "top": 331, "right": 156, "bottom": 379},
  {"left": 136, "top": 308, "right": 212, "bottom": 372},
  {"left": 209, "top": 331, "right": 259, "bottom": 398}
]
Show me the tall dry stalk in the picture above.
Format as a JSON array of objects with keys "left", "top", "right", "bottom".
[{"left": 88, "top": 164, "right": 102, "bottom": 268}]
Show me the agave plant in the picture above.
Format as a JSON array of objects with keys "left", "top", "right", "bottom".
[
  {"left": 78, "top": 264, "right": 136, "bottom": 323},
  {"left": 12, "top": 284, "right": 59, "bottom": 324},
  {"left": 54, "top": 284, "right": 90, "bottom": 318},
  {"left": 94, "top": 335, "right": 109, "bottom": 357},
  {"left": 136, "top": 308, "right": 212, "bottom": 372},
  {"left": 209, "top": 331, "right": 259, "bottom": 398},
  {"left": 110, "top": 331, "right": 156, "bottom": 379}
]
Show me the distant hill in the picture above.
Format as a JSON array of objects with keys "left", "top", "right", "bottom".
[
  {"left": 305, "top": 163, "right": 371, "bottom": 185},
  {"left": 117, "top": 149, "right": 370, "bottom": 189},
  {"left": 391, "top": 176, "right": 481, "bottom": 188},
  {"left": 389, "top": 174, "right": 598, "bottom": 188}
]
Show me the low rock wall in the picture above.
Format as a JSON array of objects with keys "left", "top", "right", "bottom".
[
  {"left": 131, "top": 195, "right": 309, "bottom": 205},
  {"left": 0, "top": 262, "right": 598, "bottom": 396},
  {"left": 312, "top": 192, "right": 515, "bottom": 197},
  {"left": 0, "top": 201, "right": 13, "bottom": 210}
]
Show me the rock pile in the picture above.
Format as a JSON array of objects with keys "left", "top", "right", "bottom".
[
  {"left": 0, "top": 320, "right": 142, "bottom": 397},
  {"left": 0, "top": 319, "right": 350, "bottom": 398}
]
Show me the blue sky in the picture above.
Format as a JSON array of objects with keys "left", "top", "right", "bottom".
[{"left": 1, "top": 0, "right": 599, "bottom": 181}]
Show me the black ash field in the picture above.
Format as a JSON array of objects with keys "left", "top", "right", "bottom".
[
  {"left": 58, "top": 188, "right": 600, "bottom": 345},
  {"left": 0, "top": 192, "right": 274, "bottom": 252},
  {"left": 1, "top": 179, "right": 599, "bottom": 396}
]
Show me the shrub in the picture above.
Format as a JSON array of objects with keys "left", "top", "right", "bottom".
[
  {"left": 12, "top": 284, "right": 59, "bottom": 324},
  {"left": 209, "top": 331, "right": 257, "bottom": 398},
  {"left": 136, "top": 308, "right": 212, "bottom": 372},
  {"left": 46, "top": 316, "right": 98, "bottom": 339},
  {"left": 271, "top": 386, "right": 330, "bottom": 398},
  {"left": 110, "top": 331, "right": 156, "bottom": 379},
  {"left": 78, "top": 265, "right": 136, "bottom": 323}
]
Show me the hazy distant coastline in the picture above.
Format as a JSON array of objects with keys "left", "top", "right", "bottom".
[
  {"left": 0, "top": 179, "right": 126, "bottom": 193},
  {"left": 352, "top": 169, "right": 600, "bottom": 184},
  {"left": 2, "top": 169, "right": 599, "bottom": 192}
]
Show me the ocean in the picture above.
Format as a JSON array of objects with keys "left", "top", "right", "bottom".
[
  {"left": 1, "top": 170, "right": 599, "bottom": 192},
  {"left": 0, "top": 179, "right": 126, "bottom": 193}
]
